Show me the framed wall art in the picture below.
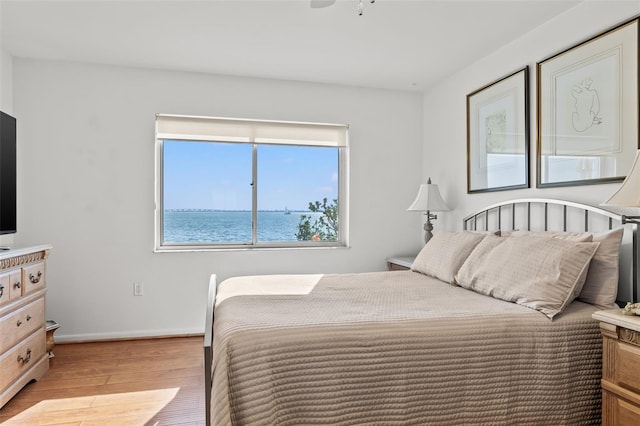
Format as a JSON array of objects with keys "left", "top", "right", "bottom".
[
  {"left": 467, "top": 67, "right": 529, "bottom": 193},
  {"left": 537, "top": 17, "right": 639, "bottom": 188}
]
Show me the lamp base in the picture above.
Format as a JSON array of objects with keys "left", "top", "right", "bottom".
[{"left": 423, "top": 211, "right": 437, "bottom": 244}]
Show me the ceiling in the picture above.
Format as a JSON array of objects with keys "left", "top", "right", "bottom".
[{"left": 1, "top": 0, "right": 583, "bottom": 92}]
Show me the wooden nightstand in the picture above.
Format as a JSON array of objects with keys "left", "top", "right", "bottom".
[
  {"left": 386, "top": 256, "right": 415, "bottom": 271},
  {"left": 593, "top": 309, "right": 640, "bottom": 425}
]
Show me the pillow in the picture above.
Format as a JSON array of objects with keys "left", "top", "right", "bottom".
[
  {"left": 577, "top": 228, "right": 624, "bottom": 308},
  {"left": 411, "top": 231, "right": 487, "bottom": 284},
  {"left": 455, "top": 234, "right": 600, "bottom": 319},
  {"left": 501, "top": 230, "right": 593, "bottom": 242},
  {"left": 468, "top": 230, "right": 502, "bottom": 236},
  {"left": 501, "top": 228, "right": 624, "bottom": 308}
]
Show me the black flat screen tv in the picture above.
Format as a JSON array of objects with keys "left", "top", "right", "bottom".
[{"left": 0, "top": 111, "right": 17, "bottom": 235}]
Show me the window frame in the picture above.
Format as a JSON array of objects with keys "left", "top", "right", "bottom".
[{"left": 154, "top": 115, "right": 349, "bottom": 252}]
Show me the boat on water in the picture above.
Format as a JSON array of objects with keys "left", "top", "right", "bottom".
[{"left": 284, "top": 206, "right": 291, "bottom": 215}]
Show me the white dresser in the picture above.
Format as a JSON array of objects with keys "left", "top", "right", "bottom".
[{"left": 0, "top": 245, "right": 51, "bottom": 409}]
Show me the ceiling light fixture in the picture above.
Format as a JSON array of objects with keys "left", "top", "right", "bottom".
[
  {"left": 357, "top": 0, "right": 375, "bottom": 16},
  {"left": 310, "top": 0, "right": 376, "bottom": 16}
]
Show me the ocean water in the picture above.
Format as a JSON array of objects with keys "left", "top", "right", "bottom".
[{"left": 163, "top": 210, "right": 323, "bottom": 243}]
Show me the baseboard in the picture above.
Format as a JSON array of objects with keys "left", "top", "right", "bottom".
[{"left": 54, "top": 327, "right": 204, "bottom": 344}]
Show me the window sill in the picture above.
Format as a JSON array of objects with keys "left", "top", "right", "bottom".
[{"left": 154, "top": 242, "right": 349, "bottom": 253}]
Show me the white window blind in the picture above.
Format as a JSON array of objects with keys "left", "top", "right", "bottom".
[{"left": 156, "top": 114, "right": 348, "bottom": 147}]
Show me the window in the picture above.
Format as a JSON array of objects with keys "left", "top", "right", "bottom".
[{"left": 155, "top": 114, "right": 348, "bottom": 251}]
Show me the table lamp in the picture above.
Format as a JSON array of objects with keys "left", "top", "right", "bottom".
[
  {"left": 602, "top": 150, "right": 640, "bottom": 224},
  {"left": 407, "top": 178, "right": 450, "bottom": 244}
]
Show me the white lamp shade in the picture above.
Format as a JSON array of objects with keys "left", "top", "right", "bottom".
[
  {"left": 407, "top": 181, "right": 450, "bottom": 212},
  {"left": 603, "top": 150, "right": 640, "bottom": 207}
]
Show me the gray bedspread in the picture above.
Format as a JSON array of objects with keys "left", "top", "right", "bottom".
[{"left": 211, "top": 270, "right": 602, "bottom": 425}]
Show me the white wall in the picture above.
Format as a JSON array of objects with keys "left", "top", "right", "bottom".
[
  {"left": 423, "top": 1, "right": 640, "bottom": 232},
  {"left": 0, "top": 48, "right": 12, "bottom": 111},
  {"left": 0, "top": 48, "right": 15, "bottom": 249},
  {"left": 12, "top": 59, "right": 423, "bottom": 341}
]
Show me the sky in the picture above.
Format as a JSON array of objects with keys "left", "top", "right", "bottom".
[{"left": 163, "top": 140, "right": 339, "bottom": 211}]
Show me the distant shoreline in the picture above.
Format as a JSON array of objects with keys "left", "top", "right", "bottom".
[{"left": 165, "top": 209, "right": 313, "bottom": 213}]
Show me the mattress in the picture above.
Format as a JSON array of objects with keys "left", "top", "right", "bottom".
[{"left": 211, "top": 270, "right": 602, "bottom": 425}]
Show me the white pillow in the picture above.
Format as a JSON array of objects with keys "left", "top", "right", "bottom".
[
  {"left": 455, "top": 234, "right": 600, "bottom": 319},
  {"left": 411, "top": 231, "right": 487, "bottom": 284}
]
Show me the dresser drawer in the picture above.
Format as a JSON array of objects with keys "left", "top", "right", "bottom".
[
  {"left": 8, "top": 270, "right": 22, "bottom": 301},
  {"left": 22, "top": 262, "right": 45, "bottom": 295},
  {"left": 0, "top": 270, "right": 22, "bottom": 305},
  {"left": 611, "top": 395, "right": 640, "bottom": 425},
  {"left": 0, "top": 328, "right": 46, "bottom": 390},
  {"left": 0, "top": 297, "right": 45, "bottom": 353},
  {"left": 0, "top": 272, "right": 10, "bottom": 307},
  {"left": 615, "top": 339, "right": 640, "bottom": 395}
]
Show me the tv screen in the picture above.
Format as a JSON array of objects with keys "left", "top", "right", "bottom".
[{"left": 0, "top": 111, "right": 17, "bottom": 235}]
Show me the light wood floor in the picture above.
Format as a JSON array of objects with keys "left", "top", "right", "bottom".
[{"left": 0, "top": 336, "right": 205, "bottom": 425}]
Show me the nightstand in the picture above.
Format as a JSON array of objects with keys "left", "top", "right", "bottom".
[
  {"left": 386, "top": 256, "right": 415, "bottom": 271},
  {"left": 592, "top": 309, "right": 640, "bottom": 425}
]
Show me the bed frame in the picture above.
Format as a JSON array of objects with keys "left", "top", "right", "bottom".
[
  {"left": 204, "top": 273, "right": 217, "bottom": 426},
  {"left": 204, "top": 197, "right": 639, "bottom": 425}
]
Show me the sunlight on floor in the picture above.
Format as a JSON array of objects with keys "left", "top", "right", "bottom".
[{"left": 3, "top": 387, "right": 180, "bottom": 425}]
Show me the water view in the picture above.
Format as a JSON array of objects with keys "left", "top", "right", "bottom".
[{"left": 163, "top": 210, "right": 323, "bottom": 243}]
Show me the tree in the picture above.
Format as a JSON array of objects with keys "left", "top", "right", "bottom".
[{"left": 296, "top": 198, "right": 338, "bottom": 241}]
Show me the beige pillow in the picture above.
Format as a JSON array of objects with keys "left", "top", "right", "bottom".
[
  {"left": 501, "top": 230, "right": 593, "bottom": 242},
  {"left": 411, "top": 231, "right": 487, "bottom": 284},
  {"left": 501, "top": 228, "right": 623, "bottom": 308},
  {"left": 468, "top": 230, "right": 502, "bottom": 236},
  {"left": 455, "top": 234, "right": 600, "bottom": 319},
  {"left": 577, "top": 228, "right": 624, "bottom": 308}
]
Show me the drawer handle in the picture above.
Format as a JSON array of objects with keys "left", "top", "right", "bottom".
[
  {"left": 13, "top": 281, "right": 21, "bottom": 289},
  {"left": 0, "top": 285, "right": 3, "bottom": 298},
  {"left": 17, "top": 348, "right": 32, "bottom": 365},
  {"left": 29, "top": 271, "right": 42, "bottom": 284},
  {"left": 17, "top": 315, "right": 33, "bottom": 327}
]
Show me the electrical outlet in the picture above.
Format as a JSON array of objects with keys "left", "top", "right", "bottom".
[{"left": 133, "top": 282, "right": 144, "bottom": 296}]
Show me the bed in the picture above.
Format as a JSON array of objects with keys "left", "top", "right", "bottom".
[{"left": 204, "top": 198, "right": 639, "bottom": 425}]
